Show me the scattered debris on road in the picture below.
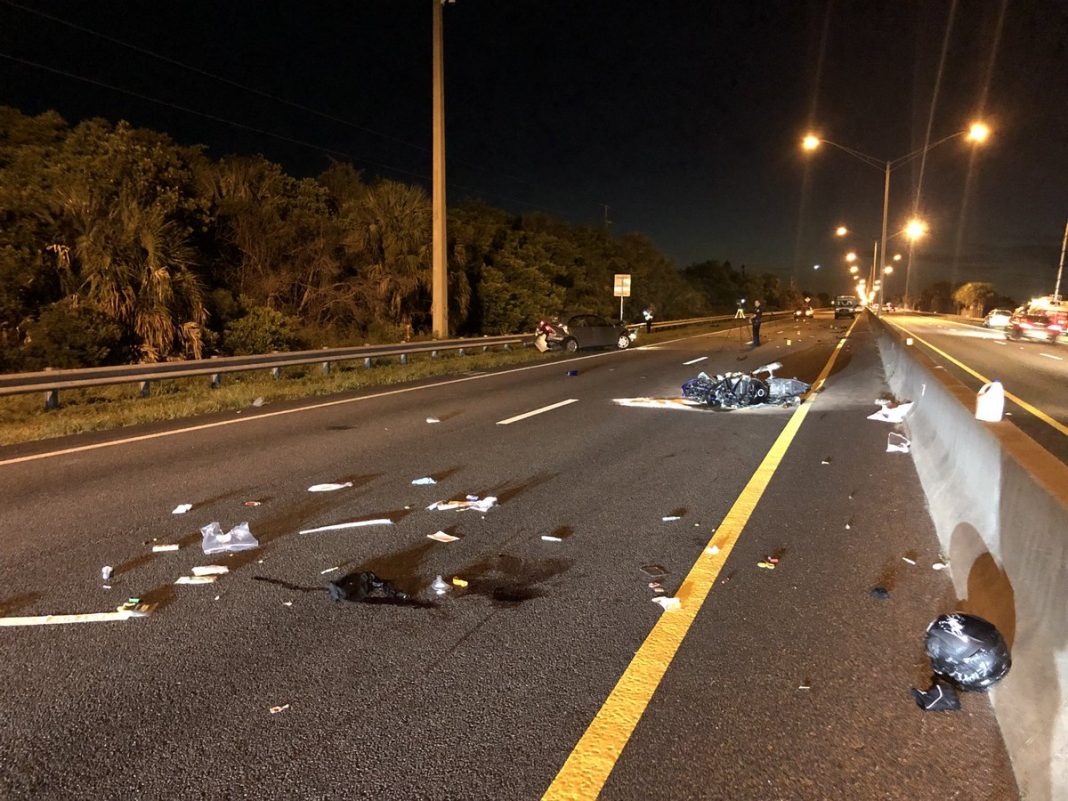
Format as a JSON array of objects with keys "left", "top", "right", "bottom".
[
  {"left": 411, "top": 476, "right": 437, "bottom": 485},
  {"left": 887, "top": 432, "right": 911, "bottom": 453},
  {"left": 427, "top": 495, "right": 498, "bottom": 513},
  {"left": 192, "top": 565, "right": 229, "bottom": 576},
  {"left": 682, "top": 362, "right": 810, "bottom": 410},
  {"left": 867, "top": 400, "right": 913, "bottom": 423},
  {"left": 901, "top": 556, "right": 916, "bottom": 565},
  {"left": 307, "top": 482, "right": 353, "bottom": 492},
  {"left": 651, "top": 596, "right": 681, "bottom": 611},
  {"left": 269, "top": 704, "right": 289, "bottom": 714},
  {"left": 911, "top": 679, "right": 961, "bottom": 711},
  {"left": 567, "top": 369, "right": 578, "bottom": 377},
  {"left": 252, "top": 397, "right": 265, "bottom": 407},
  {"left": 430, "top": 576, "right": 450, "bottom": 596},
  {"left": 705, "top": 545, "right": 720, "bottom": 555},
  {"left": 428, "top": 530, "right": 460, "bottom": 543},
  {"left": 243, "top": 500, "right": 262, "bottom": 507},
  {"left": 912, "top": 614, "right": 1012, "bottom": 712},
  {"left": 328, "top": 571, "right": 409, "bottom": 602},
  {"left": 101, "top": 566, "right": 113, "bottom": 581},
  {"left": 299, "top": 519, "right": 393, "bottom": 534},
  {"left": 320, "top": 566, "right": 339, "bottom": 574},
  {"left": 639, "top": 565, "right": 668, "bottom": 581},
  {"left": 821, "top": 457, "right": 831, "bottom": 465},
  {"left": 451, "top": 577, "right": 469, "bottom": 588},
  {"left": 152, "top": 544, "right": 180, "bottom": 553},
  {"left": 540, "top": 535, "right": 562, "bottom": 542},
  {"left": 661, "top": 515, "right": 681, "bottom": 522},
  {"left": 172, "top": 503, "right": 192, "bottom": 515},
  {"left": 757, "top": 561, "right": 777, "bottom": 570},
  {"left": 426, "top": 417, "right": 440, "bottom": 424},
  {"left": 869, "top": 586, "right": 890, "bottom": 600},
  {"left": 932, "top": 561, "right": 948, "bottom": 571},
  {"left": 175, "top": 575, "right": 217, "bottom": 585},
  {"left": 201, "top": 521, "right": 260, "bottom": 554}
]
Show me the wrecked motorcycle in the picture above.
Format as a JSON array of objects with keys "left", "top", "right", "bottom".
[{"left": 681, "top": 362, "right": 810, "bottom": 410}]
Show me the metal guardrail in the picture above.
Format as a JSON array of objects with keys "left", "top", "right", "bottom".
[{"left": 0, "top": 311, "right": 796, "bottom": 409}]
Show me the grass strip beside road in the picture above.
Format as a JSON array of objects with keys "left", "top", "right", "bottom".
[{"left": 541, "top": 319, "right": 857, "bottom": 801}]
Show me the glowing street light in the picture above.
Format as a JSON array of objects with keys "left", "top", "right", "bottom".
[
  {"left": 849, "top": 265, "right": 859, "bottom": 275},
  {"left": 802, "top": 134, "right": 821, "bottom": 151},
  {"left": 813, "top": 264, "right": 821, "bottom": 270},
  {"left": 893, "top": 253, "right": 902, "bottom": 261},
  {"left": 835, "top": 225, "right": 848, "bottom": 237},
  {"left": 967, "top": 122, "right": 991, "bottom": 143},
  {"left": 906, "top": 218, "right": 928, "bottom": 241},
  {"left": 845, "top": 251, "right": 857, "bottom": 262},
  {"left": 883, "top": 265, "right": 894, "bottom": 275}
]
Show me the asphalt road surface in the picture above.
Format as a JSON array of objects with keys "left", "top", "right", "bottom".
[
  {"left": 0, "top": 314, "right": 1018, "bottom": 800},
  {"left": 884, "top": 313, "right": 1068, "bottom": 465}
]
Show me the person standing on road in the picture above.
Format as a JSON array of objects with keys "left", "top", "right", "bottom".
[
  {"left": 751, "top": 299, "right": 763, "bottom": 346},
  {"left": 642, "top": 306, "right": 654, "bottom": 334}
]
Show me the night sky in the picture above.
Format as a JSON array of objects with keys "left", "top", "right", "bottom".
[{"left": 2, "top": 1, "right": 1066, "bottom": 299}]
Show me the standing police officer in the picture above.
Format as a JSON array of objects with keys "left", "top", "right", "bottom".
[{"left": 751, "top": 299, "right": 763, "bottom": 346}]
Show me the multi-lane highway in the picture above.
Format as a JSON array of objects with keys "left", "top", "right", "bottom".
[
  {"left": 0, "top": 315, "right": 1017, "bottom": 800},
  {"left": 884, "top": 313, "right": 1068, "bottom": 464}
]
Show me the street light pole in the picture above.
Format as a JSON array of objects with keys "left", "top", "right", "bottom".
[
  {"left": 1055, "top": 218, "right": 1068, "bottom": 303},
  {"left": 431, "top": 0, "right": 448, "bottom": 338},
  {"left": 879, "top": 161, "right": 890, "bottom": 313},
  {"left": 904, "top": 240, "right": 915, "bottom": 309}
]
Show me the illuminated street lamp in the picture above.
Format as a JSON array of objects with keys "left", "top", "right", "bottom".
[
  {"left": 813, "top": 264, "right": 821, "bottom": 271},
  {"left": 802, "top": 123, "right": 989, "bottom": 313},
  {"left": 893, "top": 253, "right": 902, "bottom": 261},
  {"left": 845, "top": 251, "right": 857, "bottom": 262},
  {"left": 835, "top": 225, "right": 848, "bottom": 237},
  {"left": 884, "top": 265, "right": 894, "bottom": 275},
  {"left": 850, "top": 265, "right": 859, "bottom": 275},
  {"left": 906, "top": 218, "right": 928, "bottom": 241}
]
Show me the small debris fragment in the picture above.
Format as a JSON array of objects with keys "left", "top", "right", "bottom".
[
  {"left": 252, "top": 397, "right": 265, "bottom": 407},
  {"left": 328, "top": 571, "right": 408, "bottom": 602},
  {"left": 299, "top": 519, "right": 393, "bottom": 534},
  {"left": 821, "top": 458, "right": 831, "bottom": 465},
  {"left": 171, "top": 503, "right": 192, "bottom": 515},
  {"left": 426, "top": 417, "right": 441, "bottom": 424},
  {"left": 902, "top": 557, "right": 916, "bottom": 565},
  {"left": 932, "top": 562, "right": 948, "bottom": 571},
  {"left": 282, "top": 601, "right": 293, "bottom": 607},
  {"left": 192, "top": 565, "right": 229, "bottom": 577},
  {"left": 175, "top": 575, "right": 217, "bottom": 585},
  {"left": 319, "top": 567, "right": 340, "bottom": 574},
  {"left": 451, "top": 577, "right": 469, "bottom": 588},
  {"left": 705, "top": 545, "right": 720, "bottom": 555},
  {"left": 911, "top": 680, "right": 960, "bottom": 712},
  {"left": 567, "top": 370, "right": 578, "bottom": 377},
  {"left": 651, "top": 596, "right": 681, "bottom": 611},
  {"left": 868, "top": 401, "right": 914, "bottom": 423},
  {"left": 430, "top": 576, "right": 450, "bottom": 596},
  {"left": 427, "top": 496, "right": 497, "bottom": 513},
  {"left": 639, "top": 564, "right": 668, "bottom": 581},
  {"left": 540, "top": 535, "right": 562, "bottom": 542},
  {"left": 243, "top": 500, "right": 262, "bottom": 507},
  {"left": 427, "top": 531, "right": 460, "bottom": 543},
  {"left": 887, "top": 432, "right": 911, "bottom": 453},
  {"left": 101, "top": 566, "right": 113, "bottom": 581},
  {"left": 201, "top": 521, "right": 259, "bottom": 554},
  {"left": 269, "top": 704, "right": 290, "bottom": 714},
  {"left": 152, "top": 544, "right": 180, "bottom": 553},
  {"left": 661, "top": 515, "right": 682, "bottom": 522},
  {"left": 869, "top": 586, "right": 890, "bottom": 600},
  {"left": 757, "top": 561, "right": 776, "bottom": 570},
  {"left": 798, "top": 684, "right": 812, "bottom": 691},
  {"left": 411, "top": 476, "right": 437, "bottom": 485},
  {"left": 307, "top": 482, "right": 353, "bottom": 492}
]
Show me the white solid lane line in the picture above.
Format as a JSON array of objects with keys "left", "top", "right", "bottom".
[
  {"left": 497, "top": 398, "right": 579, "bottom": 426},
  {"left": 682, "top": 356, "right": 708, "bottom": 365},
  {"left": 1039, "top": 353, "right": 1063, "bottom": 361}
]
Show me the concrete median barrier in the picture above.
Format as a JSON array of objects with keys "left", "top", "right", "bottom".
[{"left": 872, "top": 312, "right": 1068, "bottom": 801}]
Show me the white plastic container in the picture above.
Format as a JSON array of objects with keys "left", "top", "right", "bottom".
[{"left": 975, "top": 380, "right": 1005, "bottom": 422}]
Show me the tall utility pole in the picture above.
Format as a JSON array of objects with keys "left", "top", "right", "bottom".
[
  {"left": 1055, "top": 218, "right": 1067, "bottom": 303},
  {"left": 431, "top": 0, "right": 448, "bottom": 338},
  {"left": 878, "top": 161, "right": 890, "bottom": 312}
]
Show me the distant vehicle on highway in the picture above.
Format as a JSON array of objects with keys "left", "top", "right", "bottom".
[
  {"left": 1006, "top": 310, "right": 1063, "bottom": 344},
  {"left": 535, "top": 314, "right": 635, "bottom": 353},
  {"left": 883, "top": 302, "right": 896, "bottom": 313},
  {"left": 794, "top": 306, "right": 814, "bottom": 320},
  {"left": 983, "top": 308, "right": 1013, "bottom": 328},
  {"left": 833, "top": 296, "right": 857, "bottom": 318}
]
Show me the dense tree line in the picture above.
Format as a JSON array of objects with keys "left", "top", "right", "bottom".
[{"left": 1, "top": 106, "right": 804, "bottom": 371}]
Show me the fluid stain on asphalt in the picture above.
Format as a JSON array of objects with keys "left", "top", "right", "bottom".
[
  {"left": 479, "top": 471, "right": 559, "bottom": 505},
  {"left": 458, "top": 553, "right": 572, "bottom": 608}
]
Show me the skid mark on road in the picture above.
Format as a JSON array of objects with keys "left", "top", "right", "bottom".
[{"left": 541, "top": 318, "right": 857, "bottom": 800}]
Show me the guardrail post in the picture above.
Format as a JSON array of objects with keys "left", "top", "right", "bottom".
[
  {"left": 400, "top": 353, "right": 408, "bottom": 365},
  {"left": 321, "top": 361, "right": 331, "bottom": 376},
  {"left": 364, "top": 357, "right": 372, "bottom": 369},
  {"left": 139, "top": 380, "right": 151, "bottom": 398},
  {"left": 271, "top": 367, "right": 281, "bottom": 380},
  {"left": 210, "top": 373, "right": 221, "bottom": 389},
  {"left": 44, "top": 389, "right": 58, "bottom": 410}
]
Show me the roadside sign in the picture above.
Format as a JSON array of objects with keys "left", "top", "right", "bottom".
[{"left": 614, "top": 274, "right": 631, "bottom": 298}]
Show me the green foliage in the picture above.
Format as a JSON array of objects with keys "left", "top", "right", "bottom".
[
  {"left": 22, "top": 297, "right": 125, "bottom": 369},
  {"left": 223, "top": 306, "right": 303, "bottom": 355},
  {"left": 952, "top": 281, "right": 997, "bottom": 316}
]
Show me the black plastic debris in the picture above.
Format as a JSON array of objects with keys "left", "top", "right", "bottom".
[
  {"left": 869, "top": 586, "right": 890, "bottom": 600},
  {"left": 682, "top": 362, "right": 810, "bottom": 410},
  {"left": 924, "top": 613, "right": 1011, "bottom": 691},
  {"left": 911, "top": 679, "right": 961, "bottom": 712},
  {"left": 328, "top": 571, "right": 409, "bottom": 603}
]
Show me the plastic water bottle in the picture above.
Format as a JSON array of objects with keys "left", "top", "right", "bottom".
[{"left": 975, "top": 380, "right": 1005, "bottom": 422}]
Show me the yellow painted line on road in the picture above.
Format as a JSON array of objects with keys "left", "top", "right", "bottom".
[
  {"left": 887, "top": 320, "right": 1068, "bottom": 438},
  {"left": 541, "top": 318, "right": 857, "bottom": 801}
]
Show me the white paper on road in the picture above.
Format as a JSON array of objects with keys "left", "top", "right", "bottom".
[
  {"left": 662, "top": 515, "right": 681, "bottom": 522},
  {"left": 200, "top": 521, "right": 259, "bottom": 554},
  {"left": 299, "top": 518, "right": 393, "bottom": 534},
  {"left": 651, "top": 596, "right": 681, "bottom": 612},
  {"left": 152, "top": 544, "right": 180, "bottom": 552},
  {"left": 427, "top": 530, "right": 460, "bottom": 543},
  {"left": 307, "top": 482, "right": 353, "bottom": 492},
  {"left": 426, "top": 417, "right": 441, "bottom": 424},
  {"left": 411, "top": 476, "right": 437, "bottom": 485},
  {"left": 172, "top": 503, "right": 192, "bottom": 514},
  {"left": 887, "top": 432, "right": 911, "bottom": 453},
  {"left": 427, "top": 496, "right": 497, "bottom": 513},
  {"left": 192, "top": 565, "right": 229, "bottom": 576},
  {"left": 175, "top": 575, "right": 218, "bottom": 585},
  {"left": 867, "top": 401, "right": 914, "bottom": 423}
]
